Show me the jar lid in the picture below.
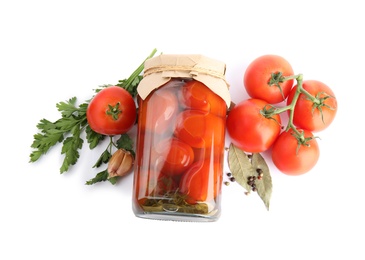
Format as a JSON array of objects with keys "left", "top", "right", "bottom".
[{"left": 137, "top": 54, "right": 231, "bottom": 107}]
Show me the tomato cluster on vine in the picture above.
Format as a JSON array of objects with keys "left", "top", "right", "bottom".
[{"left": 226, "top": 55, "right": 338, "bottom": 176}]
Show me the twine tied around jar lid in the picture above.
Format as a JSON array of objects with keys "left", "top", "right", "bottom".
[
  {"left": 137, "top": 54, "right": 231, "bottom": 107},
  {"left": 143, "top": 65, "right": 226, "bottom": 80}
]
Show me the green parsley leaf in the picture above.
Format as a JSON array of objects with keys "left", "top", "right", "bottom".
[
  {"left": 56, "top": 97, "right": 78, "bottom": 117},
  {"left": 116, "top": 134, "right": 134, "bottom": 155},
  {"left": 85, "top": 170, "right": 118, "bottom": 185},
  {"left": 29, "top": 128, "right": 64, "bottom": 162},
  {"left": 30, "top": 97, "right": 88, "bottom": 173},
  {"left": 60, "top": 125, "right": 84, "bottom": 173},
  {"left": 116, "top": 48, "right": 157, "bottom": 97},
  {"left": 36, "top": 119, "right": 57, "bottom": 131},
  {"left": 85, "top": 125, "right": 105, "bottom": 149},
  {"left": 30, "top": 48, "right": 158, "bottom": 185},
  {"left": 117, "top": 75, "right": 143, "bottom": 97},
  {"left": 93, "top": 149, "right": 111, "bottom": 168}
]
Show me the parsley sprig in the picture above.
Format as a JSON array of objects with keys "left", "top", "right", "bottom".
[{"left": 29, "top": 48, "right": 157, "bottom": 185}]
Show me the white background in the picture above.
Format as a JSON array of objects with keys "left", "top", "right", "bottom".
[{"left": 1, "top": 0, "right": 364, "bottom": 259}]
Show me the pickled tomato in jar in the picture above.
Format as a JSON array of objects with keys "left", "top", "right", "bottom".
[{"left": 133, "top": 54, "right": 230, "bottom": 222}]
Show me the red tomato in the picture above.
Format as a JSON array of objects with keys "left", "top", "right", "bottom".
[
  {"left": 154, "top": 138, "right": 195, "bottom": 176},
  {"left": 226, "top": 98, "right": 282, "bottom": 153},
  {"left": 271, "top": 128, "right": 320, "bottom": 175},
  {"left": 138, "top": 87, "right": 179, "bottom": 134},
  {"left": 179, "top": 160, "right": 222, "bottom": 204},
  {"left": 180, "top": 80, "right": 227, "bottom": 117},
  {"left": 174, "top": 110, "right": 225, "bottom": 148},
  {"left": 244, "top": 55, "right": 294, "bottom": 104},
  {"left": 287, "top": 80, "right": 337, "bottom": 132},
  {"left": 86, "top": 86, "right": 136, "bottom": 135},
  {"left": 192, "top": 145, "right": 225, "bottom": 163}
]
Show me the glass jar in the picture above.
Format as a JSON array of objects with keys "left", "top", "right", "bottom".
[{"left": 132, "top": 54, "right": 231, "bottom": 222}]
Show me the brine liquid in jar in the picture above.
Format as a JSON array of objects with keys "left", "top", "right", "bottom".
[{"left": 133, "top": 78, "right": 227, "bottom": 221}]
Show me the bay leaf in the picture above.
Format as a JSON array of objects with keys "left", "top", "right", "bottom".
[
  {"left": 227, "top": 143, "right": 255, "bottom": 192},
  {"left": 251, "top": 153, "right": 272, "bottom": 211}
]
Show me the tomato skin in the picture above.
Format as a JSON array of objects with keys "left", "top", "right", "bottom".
[
  {"left": 86, "top": 86, "right": 136, "bottom": 135},
  {"left": 154, "top": 138, "right": 195, "bottom": 176},
  {"left": 180, "top": 80, "right": 227, "bottom": 117},
  {"left": 226, "top": 98, "right": 282, "bottom": 153},
  {"left": 179, "top": 160, "right": 222, "bottom": 204},
  {"left": 271, "top": 129, "right": 320, "bottom": 175},
  {"left": 287, "top": 80, "right": 337, "bottom": 132},
  {"left": 138, "top": 87, "right": 179, "bottom": 135},
  {"left": 174, "top": 110, "right": 225, "bottom": 148},
  {"left": 244, "top": 55, "right": 294, "bottom": 104}
]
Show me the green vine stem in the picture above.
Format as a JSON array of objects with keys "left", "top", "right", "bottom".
[
  {"left": 121, "top": 48, "right": 157, "bottom": 96},
  {"left": 262, "top": 73, "right": 321, "bottom": 142}
]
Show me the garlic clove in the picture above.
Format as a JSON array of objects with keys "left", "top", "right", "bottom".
[{"left": 108, "top": 149, "right": 134, "bottom": 178}]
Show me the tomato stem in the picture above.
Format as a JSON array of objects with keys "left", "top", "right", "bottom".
[
  {"left": 298, "top": 86, "right": 320, "bottom": 104},
  {"left": 266, "top": 74, "right": 306, "bottom": 139},
  {"left": 286, "top": 74, "right": 303, "bottom": 132},
  {"left": 283, "top": 74, "right": 315, "bottom": 143},
  {"left": 106, "top": 102, "right": 122, "bottom": 120},
  {"left": 268, "top": 72, "right": 286, "bottom": 100},
  {"left": 283, "top": 74, "right": 320, "bottom": 103},
  {"left": 282, "top": 74, "right": 301, "bottom": 81},
  {"left": 285, "top": 74, "right": 335, "bottom": 126}
]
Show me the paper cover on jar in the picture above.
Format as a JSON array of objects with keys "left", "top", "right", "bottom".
[{"left": 137, "top": 54, "right": 231, "bottom": 108}]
